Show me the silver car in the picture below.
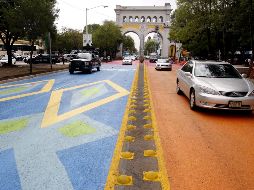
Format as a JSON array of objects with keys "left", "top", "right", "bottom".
[
  {"left": 155, "top": 58, "right": 172, "bottom": 71},
  {"left": 176, "top": 60, "right": 254, "bottom": 111},
  {"left": 122, "top": 57, "right": 133, "bottom": 65}
]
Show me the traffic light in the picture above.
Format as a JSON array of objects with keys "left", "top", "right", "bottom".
[{"left": 155, "top": 25, "right": 159, "bottom": 31}]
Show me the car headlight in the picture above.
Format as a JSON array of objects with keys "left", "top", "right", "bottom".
[
  {"left": 199, "top": 85, "right": 220, "bottom": 95},
  {"left": 249, "top": 90, "right": 254, "bottom": 96}
]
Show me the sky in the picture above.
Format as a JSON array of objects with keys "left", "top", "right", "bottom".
[
  {"left": 55, "top": 0, "right": 177, "bottom": 50},
  {"left": 56, "top": 0, "right": 177, "bottom": 31}
]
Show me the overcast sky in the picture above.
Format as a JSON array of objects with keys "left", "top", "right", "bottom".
[{"left": 56, "top": 0, "right": 177, "bottom": 31}]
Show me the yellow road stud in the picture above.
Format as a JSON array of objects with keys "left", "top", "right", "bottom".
[
  {"left": 120, "top": 152, "right": 134, "bottom": 160},
  {"left": 143, "top": 171, "right": 160, "bottom": 181},
  {"left": 143, "top": 115, "right": 151, "bottom": 120},
  {"left": 116, "top": 175, "right": 133, "bottom": 185},
  {"left": 144, "top": 135, "right": 154, "bottom": 141},
  {"left": 124, "top": 136, "right": 135, "bottom": 142},
  {"left": 144, "top": 150, "right": 157, "bottom": 157},
  {"left": 129, "top": 116, "right": 137, "bottom": 121},
  {"left": 127, "top": 125, "right": 136, "bottom": 130},
  {"left": 143, "top": 108, "right": 151, "bottom": 113},
  {"left": 143, "top": 124, "right": 152, "bottom": 128}
]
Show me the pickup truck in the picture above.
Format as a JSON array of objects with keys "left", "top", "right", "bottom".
[{"left": 69, "top": 52, "right": 101, "bottom": 74}]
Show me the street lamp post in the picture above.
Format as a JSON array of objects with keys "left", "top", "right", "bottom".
[{"left": 85, "top": 5, "right": 108, "bottom": 46}]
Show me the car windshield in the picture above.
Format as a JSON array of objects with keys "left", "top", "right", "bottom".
[
  {"left": 194, "top": 63, "right": 242, "bottom": 78},
  {"left": 157, "top": 59, "right": 169, "bottom": 63},
  {"left": 76, "top": 53, "right": 92, "bottom": 60},
  {"left": 124, "top": 57, "right": 131, "bottom": 60}
]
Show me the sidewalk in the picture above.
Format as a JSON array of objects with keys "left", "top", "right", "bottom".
[{"left": 0, "top": 62, "right": 69, "bottom": 82}]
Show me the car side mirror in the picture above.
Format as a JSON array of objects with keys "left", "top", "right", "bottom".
[
  {"left": 184, "top": 72, "right": 192, "bottom": 77},
  {"left": 241, "top": 73, "right": 247, "bottom": 78}
]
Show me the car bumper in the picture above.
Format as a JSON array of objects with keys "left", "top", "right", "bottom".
[
  {"left": 122, "top": 61, "right": 132, "bottom": 65},
  {"left": 156, "top": 65, "right": 172, "bottom": 70},
  {"left": 196, "top": 93, "right": 254, "bottom": 110}
]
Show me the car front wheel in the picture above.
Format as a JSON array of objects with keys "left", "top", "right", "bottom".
[
  {"left": 190, "top": 89, "right": 197, "bottom": 110},
  {"left": 97, "top": 67, "right": 100, "bottom": 71},
  {"left": 69, "top": 69, "right": 74, "bottom": 74},
  {"left": 176, "top": 79, "right": 182, "bottom": 95}
]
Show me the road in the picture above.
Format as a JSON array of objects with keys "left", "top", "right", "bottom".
[
  {"left": 0, "top": 62, "right": 137, "bottom": 190},
  {"left": 147, "top": 61, "right": 254, "bottom": 190}
]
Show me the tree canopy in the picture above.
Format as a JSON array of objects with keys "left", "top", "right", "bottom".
[
  {"left": 0, "top": 0, "right": 58, "bottom": 65},
  {"left": 170, "top": 0, "right": 254, "bottom": 60},
  {"left": 123, "top": 35, "right": 137, "bottom": 54},
  {"left": 144, "top": 38, "right": 159, "bottom": 55},
  {"left": 92, "top": 21, "right": 123, "bottom": 57}
]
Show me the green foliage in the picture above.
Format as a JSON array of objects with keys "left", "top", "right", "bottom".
[
  {"left": 144, "top": 39, "right": 159, "bottom": 55},
  {"left": 0, "top": 0, "right": 58, "bottom": 65},
  {"left": 53, "top": 28, "right": 83, "bottom": 53},
  {"left": 93, "top": 21, "right": 123, "bottom": 57},
  {"left": 123, "top": 35, "right": 136, "bottom": 53},
  {"left": 170, "top": 0, "right": 254, "bottom": 59}
]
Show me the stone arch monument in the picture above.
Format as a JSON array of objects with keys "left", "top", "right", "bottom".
[{"left": 115, "top": 3, "right": 172, "bottom": 57}]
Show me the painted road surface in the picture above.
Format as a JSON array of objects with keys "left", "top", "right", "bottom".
[
  {"left": 0, "top": 62, "right": 137, "bottom": 190},
  {"left": 147, "top": 61, "right": 254, "bottom": 190}
]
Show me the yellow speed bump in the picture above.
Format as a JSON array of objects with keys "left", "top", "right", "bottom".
[
  {"left": 143, "top": 108, "right": 151, "bottom": 113},
  {"left": 127, "top": 125, "right": 136, "bottom": 131},
  {"left": 128, "top": 110, "right": 136, "bottom": 114},
  {"left": 144, "top": 99, "right": 149, "bottom": 103},
  {"left": 129, "top": 104, "right": 137, "bottom": 109},
  {"left": 131, "top": 100, "right": 137, "bottom": 104},
  {"left": 143, "top": 123, "right": 152, "bottom": 128},
  {"left": 143, "top": 115, "right": 151, "bottom": 120},
  {"left": 144, "top": 103, "right": 150, "bottom": 108},
  {"left": 129, "top": 116, "right": 137, "bottom": 121},
  {"left": 120, "top": 152, "right": 134, "bottom": 160},
  {"left": 144, "top": 135, "right": 154, "bottom": 141},
  {"left": 143, "top": 171, "right": 160, "bottom": 181},
  {"left": 124, "top": 136, "right": 135, "bottom": 142},
  {"left": 116, "top": 175, "right": 133, "bottom": 186},
  {"left": 144, "top": 150, "right": 157, "bottom": 157}
]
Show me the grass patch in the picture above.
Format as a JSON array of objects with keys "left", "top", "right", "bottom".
[
  {"left": 59, "top": 121, "right": 96, "bottom": 137},
  {"left": 0, "top": 118, "right": 28, "bottom": 134}
]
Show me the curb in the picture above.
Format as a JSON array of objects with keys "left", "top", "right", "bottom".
[{"left": 0, "top": 69, "right": 68, "bottom": 84}]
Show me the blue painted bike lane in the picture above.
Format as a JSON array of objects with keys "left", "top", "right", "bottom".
[{"left": 0, "top": 63, "right": 136, "bottom": 190}]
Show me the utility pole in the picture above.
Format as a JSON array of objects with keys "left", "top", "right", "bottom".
[
  {"left": 49, "top": 32, "right": 52, "bottom": 70},
  {"left": 249, "top": 0, "right": 253, "bottom": 76}
]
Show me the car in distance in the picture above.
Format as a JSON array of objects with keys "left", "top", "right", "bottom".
[
  {"left": 176, "top": 60, "right": 254, "bottom": 111},
  {"left": 69, "top": 52, "right": 101, "bottom": 74},
  {"left": 149, "top": 53, "right": 158, "bottom": 63},
  {"left": 122, "top": 56, "right": 133, "bottom": 65},
  {"left": 155, "top": 58, "right": 172, "bottom": 71},
  {"left": 0, "top": 55, "right": 16, "bottom": 66},
  {"left": 24, "top": 54, "right": 60, "bottom": 64}
]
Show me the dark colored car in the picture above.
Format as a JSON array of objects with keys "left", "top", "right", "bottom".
[
  {"left": 149, "top": 53, "right": 158, "bottom": 63},
  {"left": 24, "top": 54, "right": 60, "bottom": 64},
  {"left": 69, "top": 52, "right": 101, "bottom": 74}
]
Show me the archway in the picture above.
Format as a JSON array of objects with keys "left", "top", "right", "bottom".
[
  {"left": 123, "top": 31, "right": 140, "bottom": 56},
  {"left": 115, "top": 3, "right": 172, "bottom": 57}
]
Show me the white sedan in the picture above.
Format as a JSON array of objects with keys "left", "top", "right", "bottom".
[
  {"left": 0, "top": 56, "right": 16, "bottom": 66},
  {"left": 155, "top": 58, "right": 172, "bottom": 71},
  {"left": 122, "top": 57, "right": 133, "bottom": 65},
  {"left": 176, "top": 60, "right": 254, "bottom": 111}
]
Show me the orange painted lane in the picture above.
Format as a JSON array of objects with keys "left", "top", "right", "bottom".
[{"left": 147, "top": 61, "right": 254, "bottom": 190}]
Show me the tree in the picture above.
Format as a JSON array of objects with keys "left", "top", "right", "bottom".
[
  {"left": 144, "top": 39, "right": 158, "bottom": 55},
  {"left": 53, "top": 28, "right": 83, "bottom": 53},
  {"left": 93, "top": 21, "right": 123, "bottom": 58},
  {"left": 19, "top": 0, "right": 58, "bottom": 73},
  {"left": 123, "top": 35, "right": 136, "bottom": 54},
  {"left": 169, "top": 0, "right": 254, "bottom": 61},
  {"left": 0, "top": 0, "right": 24, "bottom": 65}
]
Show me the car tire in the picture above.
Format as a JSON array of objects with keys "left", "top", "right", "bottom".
[
  {"left": 69, "top": 69, "right": 74, "bottom": 74},
  {"left": 190, "top": 89, "right": 197, "bottom": 110},
  {"left": 97, "top": 67, "right": 100, "bottom": 71},
  {"left": 88, "top": 67, "right": 92, "bottom": 74},
  {"left": 169, "top": 68, "right": 172, "bottom": 71},
  {"left": 176, "top": 79, "right": 182, "bottom": 95}
]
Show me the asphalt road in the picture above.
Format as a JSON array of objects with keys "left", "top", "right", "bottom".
[
  {"left": 147, "top": 61, "right": 254, "bottom": 190},
  {"left": 0, "top": 62, "right": 137, "bottom": 190}
]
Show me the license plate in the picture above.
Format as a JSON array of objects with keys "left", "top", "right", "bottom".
[{"left": 228, "top": 101, "right": 242, "bottom": 108}]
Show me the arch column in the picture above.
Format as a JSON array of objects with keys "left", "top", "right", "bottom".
[
  {"left": 161, "top": 27, "right": 170, "bottom": 57},
  {"left": 139, "top": 34, "right": 145, "bottom": 56}
]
